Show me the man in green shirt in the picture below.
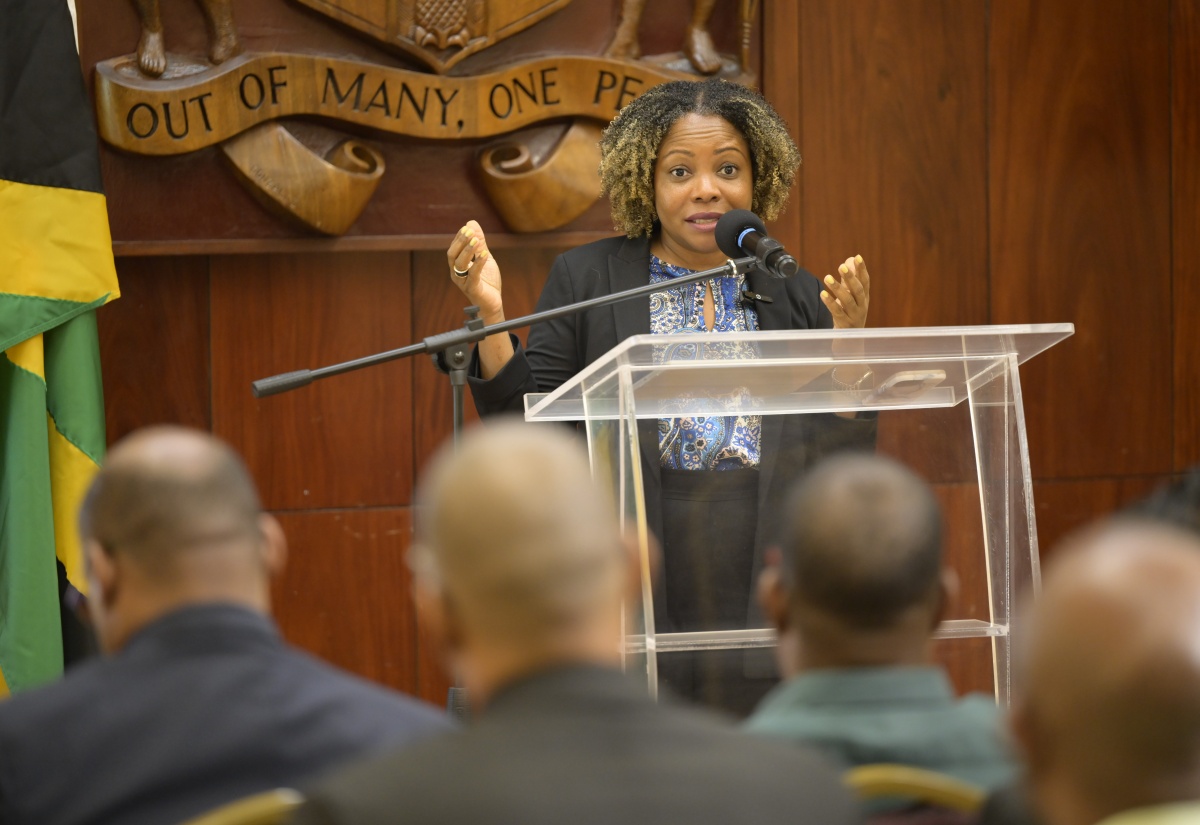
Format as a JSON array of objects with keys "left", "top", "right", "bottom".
[{"left": 744, "top": 454, "right": 1015, "bottom": 791}]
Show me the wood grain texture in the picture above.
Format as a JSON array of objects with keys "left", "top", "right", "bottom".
[
  {"left": 798, "top": 0, "right": 988, "bottom": 328},
  {"left": 876, "top": 406, "right": 978, "bottom": 486},
  {"left": 271, "top": 508, "right": 420, "bottom": 694},
  {"left": 989, "top": 0, "right": 1172, "bottom": 479},
  {"left": 931, "top": 637, "right": 995, "bottom": 698},
  {"left": 210, "top": 252, "right": 414, "bottom": 511},
  {"left": 1032, "top": 475, "right": 1171, "bottom": 562},
  {"left": 98, "top": 257, "right": 211, "bottom": 442},
  {"left": 761, "top": 1, "right": 803, "bottom": 261},
  {"left": 933, "top": 482, "right": 990, "bottom": 624},
  {"left": 1175, "top": 0, "right": 1200, "bottom": 470}
]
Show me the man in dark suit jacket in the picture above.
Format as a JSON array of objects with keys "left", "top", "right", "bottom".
[
  {"left": 0, "top": 427, "right": 450, "bottom": 825},
  {"left": 290, "top": 422, "right": 861, "bottom": 825}
]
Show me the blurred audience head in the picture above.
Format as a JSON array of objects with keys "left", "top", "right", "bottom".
[
  {"left": 79, "top": 426, "right": 286, "bottom": 654},
  {"left": 760, "top": 453, "right": 950, "bottom": 674},
  {"left": 411, "top": 420, "right": 631, "bottom": 707},
  {"left": 1012, "top": 520, "right": 1200, "bottom": 825}
]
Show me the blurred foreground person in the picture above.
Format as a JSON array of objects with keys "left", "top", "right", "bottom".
[
  {"left": 1009, "top": 520, "right": 1200, "bottom": 825},
  {"left": 982, "top": 469, "right": 1200, "bottom": 825},
  {"left": 0, "top": 427, "right": 449, "bottom": 825},
  {"left": 291, "top": 421, "right": 861, "bottom": 825},
  {"left": 747, "top": 455, "right": 1015, "bottom": 793}
]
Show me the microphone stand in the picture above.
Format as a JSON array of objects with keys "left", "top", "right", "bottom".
[{"left": 250, "top": 254, "right": 759, "bottom": 719}]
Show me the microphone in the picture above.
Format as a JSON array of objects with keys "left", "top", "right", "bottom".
[{"left": 715, "top": 209, "right": 800, "bottom": 279}]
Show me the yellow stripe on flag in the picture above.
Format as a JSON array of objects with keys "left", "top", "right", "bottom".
[
  {"left": 5, "top": 332, "right": 45, "bottom": 380},
  {"left": 48, "top": 413, "right": 99, "bottom": 595},
  {"left": 0, "top": 180, "right": 119, "bottom": 303}
]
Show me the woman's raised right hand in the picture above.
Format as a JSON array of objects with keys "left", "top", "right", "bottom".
[{"left": 447, "top": 220, "right": 504, "bottom": 322}]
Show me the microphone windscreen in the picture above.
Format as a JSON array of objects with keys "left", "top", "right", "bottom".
[{"left": 715, "top": 209, "right": 766, "bottom": 258}]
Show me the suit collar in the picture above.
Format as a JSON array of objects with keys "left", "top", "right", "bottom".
[
  {"left": 123, "top": 604, "right": 281, "bottom": 658},
  {"left": 608, "top": 234, "right": 653, "bottom": 342},
  {"left": 481, "top": 664, "right": 650, "bottom": 719}
]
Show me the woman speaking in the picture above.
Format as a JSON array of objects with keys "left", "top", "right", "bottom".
[{"left": 446, "top": 78, "right": 875, "bottom": 714}]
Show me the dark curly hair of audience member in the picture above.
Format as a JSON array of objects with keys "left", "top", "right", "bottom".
[{"left": 598, "top": 78, "right": 802, "bottom": 237}]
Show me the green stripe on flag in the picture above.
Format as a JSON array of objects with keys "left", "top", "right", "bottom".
[
  {"left": 45, "top": 311, "right": 107, "bottom": 467},
  {"left": 0, "top": 291, "right": 113, "bottom": 353},
  {"left": 0, "top": 347, "right": 66, "bottom": 692}
]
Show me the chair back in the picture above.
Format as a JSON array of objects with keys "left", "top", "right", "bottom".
[
  {"left": 176, "top": 789, "right": 304, "bottom": 825},
  {"left": 846, "top": 764, "right": 986, "bottom": 825}
]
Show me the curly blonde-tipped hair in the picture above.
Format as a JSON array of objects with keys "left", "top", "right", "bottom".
[{"left": 598, "top": 78, "right": 801, "bottom": 238}]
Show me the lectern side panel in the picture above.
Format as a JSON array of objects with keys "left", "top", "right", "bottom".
[
  {"left": 967, "top": 356, "right": 1039, "bottom": 707},
  {"left": 584, "top": 377, "right": 657, "bottom": 697}
]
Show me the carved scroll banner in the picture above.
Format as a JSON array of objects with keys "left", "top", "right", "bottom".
[
  {"left": 94, "top": 0, "right": 761, "bottom": 235},
  {"left": 95, "top": 53, "right": 689, "bottom": 154},
  {"left": 479, "top": 120, "right": 602, "bottom": 233},
  {"left": 220, "top": 123, "right": 385, "bottom": 235}
]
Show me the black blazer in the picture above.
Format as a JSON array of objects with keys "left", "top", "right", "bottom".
[
  {"left": 290, "top": 665, "right": 864, "bottom": 825},
  {"left": 0, "top": 605, "right": 452, "bottom": 825},
  {"left": 469, "top": 236, "right": 877, "bottom": 628}
]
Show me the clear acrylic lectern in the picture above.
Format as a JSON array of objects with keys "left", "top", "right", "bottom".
[{"left": 525, "top": 324, "right": 1073, "bottom": 706}]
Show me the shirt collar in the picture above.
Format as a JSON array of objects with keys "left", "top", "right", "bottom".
[
  {"left": 758, "top": 666, "right": 958, "bottom": 712},
  {"left": 122, "top": 603, "right": 281, "bottom": 657}
]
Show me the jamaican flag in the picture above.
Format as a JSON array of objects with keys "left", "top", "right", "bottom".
[{"left": 0, "top": 0, "right": 120, "bottom": 695}]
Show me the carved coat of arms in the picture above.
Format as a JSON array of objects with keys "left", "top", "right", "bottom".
[
  {"left": 94, "top": 0, "right": 757, "bottom": 236},
  {"left": 297, "top": 0, "right": 572, "bottom": 73}
]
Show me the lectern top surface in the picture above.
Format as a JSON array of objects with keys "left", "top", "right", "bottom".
[{"left": 525, "top": 323, "right": 1074, "bottom": 421}]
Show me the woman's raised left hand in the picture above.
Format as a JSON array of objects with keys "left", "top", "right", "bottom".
[{"left": 820, "top": 255, "right": 870, "bottom": 329}]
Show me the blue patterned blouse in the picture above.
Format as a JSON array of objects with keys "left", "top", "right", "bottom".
[{"left": 649, "top": 255, "right": 763, "bottom": 470}]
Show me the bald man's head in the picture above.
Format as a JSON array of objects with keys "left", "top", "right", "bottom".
[
  {"left": 781, "top": 454, "right": 943, "bottom": 630},
  {"left": 412, "top": 421, "right": 626, "bottom": 651},
  {"left": 81, "top": 426, "right": 264, "bottom": 573},
  {"left": 80, "top": 427, "right": 283, "bottom": 651},
  {"left": 1016, "top": 521, "right": 1200, "bottom": 825}
]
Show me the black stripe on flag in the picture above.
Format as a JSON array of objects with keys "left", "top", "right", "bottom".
[{"left": 0, "top": 0, "right": 105, "bottom": 194}]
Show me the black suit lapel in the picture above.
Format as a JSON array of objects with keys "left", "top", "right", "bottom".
[{"left": 608, "top": 236, "right": 653, "bottom": 342}]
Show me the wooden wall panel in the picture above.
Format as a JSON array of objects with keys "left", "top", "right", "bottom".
[
  {"left": 210, "top": 252, "right": 414, "bottom": 511},
  {"left": 798, "top": 0, "right": 989, "bottom": 328},
  {"left": 98, "top": 257, "right": 211, "bottom": 442},
  {"left": 989, "top": 0, "right": 1172, "bottom": 479},
  {"left": 931, "top": 637, "right": 995, "bottom": 698},
  {"left": 271, "top": 508, "right": 419, "bottom": 694},
  {"left": 1032, "top": 475, "right": 1170, "bottom": 561},
  {"left": 1175, "top": 0, "right": 1200, "bottom": 470},
  {"left": 410, "top": 247, "right": 566, "bottom": 474},
  {"left": 761, "top": 2, "right": 803, "bottom": 261}
]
